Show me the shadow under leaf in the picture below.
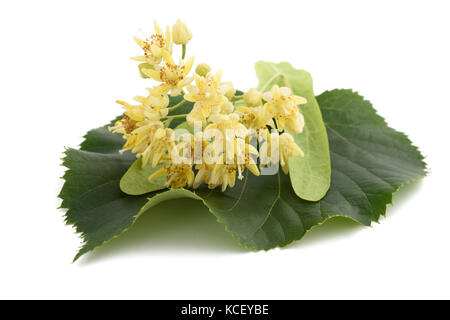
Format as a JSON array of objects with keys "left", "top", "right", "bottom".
[
  {"left": 80, "top": 198, "right": 246, "bottom": 264},
  {"left": 80, "top": 180, "right": 424, "bottom": 263},
  {"left": 294, "top": 179, "right": 425, "bottom": 247}
]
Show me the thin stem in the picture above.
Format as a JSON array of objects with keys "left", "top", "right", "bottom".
[
  {"left": 163, "top": 113, "right": 188, "bottom": 120},
  {"left": 168, "top": 99, "right": 187, "bottom": 112},
  {"left": 164, "top": 118, "right": 173, "bottom": 127},
  {"left": 233, "top": 101, "right": 246, "bottom": 107},
  {"left": 182, "top": 44, "right": 186, "bottom": 59},
  {"left": 231, "top": 95, "right": 245, "bottom": 103},
  {"left": 231, "top": 99, "right": 245, "bottom": 105}
]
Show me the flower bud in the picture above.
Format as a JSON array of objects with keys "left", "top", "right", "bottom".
[
  {"left": 244, "top": 88, "right": 262, "bottom": 107},
  {"left": 172, "top": 19, "right": 192, "bottom": 45},
  {"left": 138, "top": 63, "right": 152, "bottom": 78},
  {"left": 220, "top": 82, "right": 236, "bottom": 99},
  {"left": 195, "top": 63, "right": 211, "bottom": 77},
  {"left": 221, "top": 102, "right": 234, "bottom": 114}
]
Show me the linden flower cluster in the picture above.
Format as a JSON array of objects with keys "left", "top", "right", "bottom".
[{"left": 110, "top": 19, "right": 307, "bottom": 191}]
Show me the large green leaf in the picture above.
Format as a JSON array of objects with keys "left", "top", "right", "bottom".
[
  {"left": 60, "top": 89, "right": 426, "bottom": 260},
  {"left": 59, "top": 121, "right": 154, "bottom": 262},
  {"left": 255, "top": 61, "right": 331, "bottom": 201},
  {"left": 133, "top": 89, "right": 427, "bottom": 250}
]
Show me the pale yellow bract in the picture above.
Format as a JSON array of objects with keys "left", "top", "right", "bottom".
[{"left": 109, "top": 19, "right": 308, "bottom": 191}]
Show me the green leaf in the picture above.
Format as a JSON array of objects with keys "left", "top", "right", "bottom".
[
  {"left": 135, "top": 89, "right": 427, "bottom": 250},
  {"left": 60, "top": 89, "right": 427, "bottom": 259},
  {"left": 59, "top": 123, "right": 153, "bottom": 262},
  {"left": 255, "top": 61, "right": 331, "bottom": 201},
  {"left": 59, "top": 96, "right": 194, "bottom": 260}
]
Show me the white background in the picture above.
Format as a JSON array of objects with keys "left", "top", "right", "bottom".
[{"left": 0, "top": 0, "right": 449, "bottom": 299}]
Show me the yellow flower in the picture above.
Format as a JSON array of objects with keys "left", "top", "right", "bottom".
[
  {"left": 167, "top": 164, "right": 195, "bottom": 188},
  {"left": 184, "top": 71, "right": 226, "bottom": 102},
  {"left": 109, "top": 115, "right": 137, "bottom": 135},
  {"left": 148, "top": 132, "right": 196, "bottom": 189},
  {"left": 208, "top": 163, "right": 238, "bottom": 191},
  {"left": 192, "top": 162, "right": 213, "bottom": 189},
  {"left": 237, "top": 142, "right": 260, "bottom": 178},
  {"left": 142, "top": 53, "right": 195, "bottom": 96},
  {"left": 172, "top": 19, "right": 192, "bottom": 45},
  {"left": 142, "top": 86, "right": 170, "bottom": 110},
  {"left": 236, "top": 105, "right": 273, "bottom": 130},
  {"left": 171, "top": 133, "right": 196, "bottom": 165},
  {"left": 195, "top": 63, "right": 211, "bottom": 77},
  {"left": 184, "top": 71, "right": 230, "bottom": 124},
  {"left": 206, "top": 147, "right": 259, "bottom": 192},
  {"left": 186, "top": 101, "right": 233, "bottom": 127},
  {"left": 220, "top": 82, "right": 235, "bottom": 99},
  {"left": 120, "top": 120, "right": 165, "bottom": 155},
  {"left": 132, "top": 20, "right": 172, "bottom": 65},
  {"left": 279, "top": 133, "right": 304, "bottom": 174},
  {"left": 115, "top": 86, "right": 170, "bottom": 123},
  {"left": 205, "top": 113, "right": 246, "bottom": 135},
  {"left": 186, "top": 104, "right": 208, "bottom": 127},
  {"left": 263, "top": 85, "right": 306, "bottom": 133},
  {"left": 244, "top": 88, "right": 262, "bottom": 107},
  {"left": 255, "top": 128, "right": 273, "bottom": 166},
  {"left": 112, "top": 22, "right": 310, "bottom": 193},
  {"left": 284, "top": 111, "right": 304, "bottom": 134},
  {"left": 195, "top": 114, "right": 259, "bottom": 191},
  {"left": 205, "top": 113, "right": 248, "bottom": 161},
  {"left": 149, "top": 163, "right": 195, "bottom": 189},
  {"left": 141, "top": 127, "right": 175, "bottom": 168},
  {"left": 115, "top": 100, "right": 146, "bottom": 122}
]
